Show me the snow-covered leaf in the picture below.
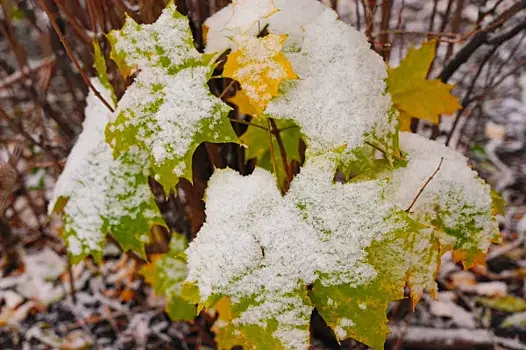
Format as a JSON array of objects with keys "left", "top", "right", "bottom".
[
  {"left": 50, "top": 80, "right": 164, "bottom": 263},
  {"left": 265, "top": 8, "right": 398, "bottom": 162},
  {"left": 204, "top": 0, "right": 325, "bottom": 53},
  {"left": 184, "top": 131, "right": 498, "bottom": 349},
  {"left": 105, "top": 3, "right": 238, "bottom": 191},
  {"left": 223, "top": 34, "right": 297, "bottom": 115}
]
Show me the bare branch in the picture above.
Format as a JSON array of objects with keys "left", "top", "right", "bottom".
[{"left": 38, "top": 0, "right": 115, "bottom": 113}]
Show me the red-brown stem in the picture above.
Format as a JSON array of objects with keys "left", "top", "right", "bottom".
[
  {"left": 38, "top": 0, "right": 115, "bottom": 113},
  {"left": 379, "top": 0, "right": 393, "bottom": 61},
  {"left": 269, "top": 118, "right": 292, "bottom": 186}
]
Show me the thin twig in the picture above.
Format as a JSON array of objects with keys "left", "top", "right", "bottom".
[
  {"left": 38, "top": 0, "right": 115, "bottom": 113},
  {"left": 230, "top": 119, "right": 268, "bottom": 131},
  {"left": 67, "top": 257, "right": 77, "bottom": 304},
  {"left": 406, "top": 157, "right": 444, "bottom": 212}
]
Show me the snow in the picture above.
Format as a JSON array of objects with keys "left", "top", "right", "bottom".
[
  {"left": 11, "top": 248, "right": 66, "bottom": 305},
  {"left": 386, "top": 133, "right": 498, "bottom": 253},
  {"left": 186, "top": 135, "right": 498, "bottom": 347},
  {"left": 204, "top": 0, "right": 326, "bottom": 52},
  {"left": 111, "top": 66, "right": 230, "bottom": 174},
  {"left": 266, "top": 8, "right": 394, "bottom": 161},
  {"left": 186, "top": 156, "right": 412, "bottom": 347},
  {"left": 50, "top": 79, "right": 160, "bottom": 258},
  {"left": 110, "top": 4, "right": 200, "bottom": 72}
]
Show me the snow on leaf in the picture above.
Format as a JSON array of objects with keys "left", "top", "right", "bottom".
[
  {"left": 223, "top": 34, "right": 297, "bottom": 115},
  {"left": 141, "top": 234, "right": 196, "bottom": 321},
  {"left": 385, "top": 133, "right": 499, "bottom": 270},
  {"left": 107, "top": 2, "right": 201, "bottom": 78},
  {"left": 224, "top": 0, "right": 278, "bottom": 33},
  {"left": 184, "top": 132, "right": 498, "bottom": 349},
  {"left": 386, "top": 40, "right": 461, "bottom": 131},
  {"left": 265, "top": 8, "right": 397, "bottom": 162},
  {"left": 50, "top": 79, "right": 164, "bottom": 263},
  {"left": 240, "top": 117, "right": 301, "bottom": 190},
  {"left": 105, "top": 3, "right": 238, "bottom": 191},
  {"left": 204, "top": 0, "right": 325, "bottom": 53},
  {"left": 184, "top": 156, "right": 416, "bottom": 349}
]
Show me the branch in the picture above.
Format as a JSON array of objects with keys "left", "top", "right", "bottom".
[
  {"left": 439, "top": 0, "right": 526, "bottom": 82},
  {"left": 445, "top": 46, "right": 497, "bottom": 146},
  {"left": 38, "top": 0, "right": 115, "bottom": 113}
]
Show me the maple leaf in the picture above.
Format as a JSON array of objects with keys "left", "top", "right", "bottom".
[
  {"left": 50, "top": 79, "right": 164, "bottom": 263},
  {"left": 105, "top": 3, "right": 238, "bottom": 191},
  {"left": 228, "top": 89, "right": 259, "bottom": 117},
  {"left": 141, "top": 234, "right": 196, "bottom": 321},
  {"left": 184, "top": 132, "right": 498, "bottom": 349},
  {"left": 386, "top": 39, "right": 461, "bottom": 131},
  {"left": 223, "top": 34, "right": 297, "bottom": 116}
]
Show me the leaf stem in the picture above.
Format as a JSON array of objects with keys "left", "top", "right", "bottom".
[
  {"left": 267, "top": 119, "right": 279, "bottom": 182},
  {"left": 365, "top": 140, "right": 403, "bottom": 160},
  {"left": 230, "top": 119, "right": 269, "bottom": 131},
  {"left": 269, "top": 118, "right": 292, "bottom": 186},
  {"left": 406, "top": 157, "right": 444, "bottom": 212}
]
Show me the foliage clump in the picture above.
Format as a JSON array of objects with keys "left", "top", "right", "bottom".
[{"left": 51, "top": 0, "right": 500, "bottom": 349}]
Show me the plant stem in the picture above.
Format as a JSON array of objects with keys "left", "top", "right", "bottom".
[
  {"left": 269, "top": 118, "right": 292, "bottom": 186},
  {"left": 39, "top": 0, "right": 115, "bottom": 113}
]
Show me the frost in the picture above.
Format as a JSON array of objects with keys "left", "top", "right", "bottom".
[
  {"left": 204, "top": 0, "right": 325, "bottom": 52},
  {"left": 50, "top": 79, "right": 163, "bottom": 262}
]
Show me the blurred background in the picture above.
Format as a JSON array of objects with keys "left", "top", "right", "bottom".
[{"left": 0, "top": 0, "right": 525, "bottom": 349}]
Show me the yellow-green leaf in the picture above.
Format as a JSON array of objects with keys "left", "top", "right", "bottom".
[
  {"left": 477, "top": 296, "right": 526, "bottom": 312},
  {"left": 386, "top": 39, "right": 461, "bottom": 131},
  {"left": 92, "top": 39, "right": 117, "bottom": 105},
  {"left": 141, "top": 234, "right": 196, "bottom": 321}
]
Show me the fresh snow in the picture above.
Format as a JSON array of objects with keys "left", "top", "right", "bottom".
[
  {"left": 204, "top": 0, "right": 326, "bottom": 52},
  {"left": 50, "top": 79, "right": 160, "bottom": 259}
]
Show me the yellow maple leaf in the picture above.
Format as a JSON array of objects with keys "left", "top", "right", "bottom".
[
  {"left": 387, "top": 39, "right": 461, "bottom": 131},
  {"left": 228, "top": 89, "right": 259, "bottom": 116},
  {"left": 223, "top": 34, "right": 297, "bottom": 116}
]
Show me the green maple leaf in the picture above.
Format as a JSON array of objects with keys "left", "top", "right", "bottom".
[
  {"left": 183, "top": 132, "right": 498, "bottom": 349},
  {"left": 105, "top": 2, "right": 238, "bottom": 192},
  {"left": 51, "top": 81, "right": 164, "bottom": 264},
  {"left": 386, "top": 39, "right": 461, "bottom": 131},
  {"left": 141, "top": 234, "right": 196, "bottom": 321},
  {"left": 92, "top": 39, "right": 117, "bottom": 105}
]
